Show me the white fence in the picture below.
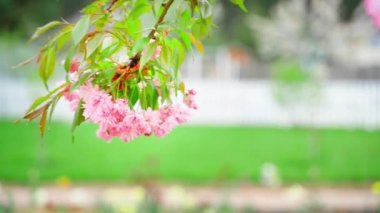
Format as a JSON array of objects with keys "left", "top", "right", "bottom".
[
  {"left": 1, "top": 78, "right": 379, "bottom": 129},
  {"left": 188, "top": 80, "right": 380, "bottom": 129}
]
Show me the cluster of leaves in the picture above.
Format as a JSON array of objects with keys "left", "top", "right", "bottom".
[{"left": 21, "top": 0, "right": 247, "bottom": 140}]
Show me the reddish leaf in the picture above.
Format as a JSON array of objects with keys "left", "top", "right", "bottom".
[
  {"left": 24, "top": 104, "right": 50, "bottom": 121},
  {"left": 39, "top": 105, "right": 49, "bottom": 139}
]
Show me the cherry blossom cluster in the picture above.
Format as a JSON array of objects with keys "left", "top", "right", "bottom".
[{"left": 64, "top": 82, "right": 197, "bottom": 143}]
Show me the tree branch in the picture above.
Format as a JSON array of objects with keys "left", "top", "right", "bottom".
[
  {"left": 106, "top": 0, "right": 118, "bottom": 12},
  {"left": 127, "top": 0, "right": 175, "bottom": 69},
  {"left": 148, "top": 0, "right": 175, "bottom": 39}
]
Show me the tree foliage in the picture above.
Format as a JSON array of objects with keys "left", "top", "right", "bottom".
[{"left": 21, "top": 0, "right": 246, "bottom": 142}]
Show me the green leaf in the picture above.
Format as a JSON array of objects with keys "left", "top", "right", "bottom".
[
  {"left": 130, "top": 2, "right": 151, "bottom": 19},
  {"left": 47, "top": 95, "right": 61, "bottom": 127},
  {"left": 140, "top": 41, "right": 159, "bottom": 71},
  {"left": 64, "top": 45, "right": 77, "bottom": 73},
  {"left": 172, "top": 38, "right": 186, "bottom": 75},
  {"left": 97, "top": 60, "right": 116, "bottom": 70},
  {"left": 160, "top": 81, "right": 169, "bottom": 103},
  {"left": 95, "top": 14, "right": 110, "bottom": 30},
  {"left": 192, "top": 19, "right": 210, "bottom": 39},
  {"left": 178, "top": 10, "right": 191, "bottom": 28},
  {"left": 82, "top": 1, "right": 103, "bottom": 14},
  {"left": 126, "top": 18, "right": 142, "bottom": 40},
  {"left": 145, "top": 85, "right": 152, "bottom": 108},
  {"left": 100, "top": 41, "right": 122, "bottom": 59},
  {"left": 31, "top": 21, "right": 63, "bottom": 41},
  {"left": 230, "top": 0, "right": 248, "bottom": 13},
  {"left": 55, "top": 27, "right": 72, "bottom": 52},
  {"left": 38, "top": 53, "right": 48, "bottom": 85},
  {"left": 26, "top": 83, "right": 68, "bottom": 113},
  {"left": 153, "top": 0, "right": 163, "bottom": 18},
  {"left": 72, "top": 15, "right": 91, "bottom": 45},
  {"left": 71, "top": 100, "right": 85, "bottom": 143},
  {"left": 128, "top": 83, "right": 140, "bottom": 107},
  {"left": 132, "top": 37, "right": 150, "bottom": 54},
  {"left": 139, "top": 89, "right": 147, "bottom": 109},
  {"left": 45, "top": 46, "right": 57, "bottom": 81},
  {"left": 160, "top": 44, "right": 172, "bottom": 68},
  {"left": 177, "top": 30, "right": 192, "bottom": 50},
  {"left": 87, "top": 33, "right": 104, "bottom": 56},
  {"left": 150, "top": 83, "right": 159, "bottom": 109},
  {"left": 97, "top": 67, "right": 116, "bottom": 86}
]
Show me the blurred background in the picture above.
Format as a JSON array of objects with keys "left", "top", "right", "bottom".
[{"left": 0, "top": 0, "right": 380, "bottom": 212}]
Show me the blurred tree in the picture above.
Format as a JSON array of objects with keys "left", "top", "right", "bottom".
[
  {"left": 0, "top": 0, "right": 91, "bottom": 37},
  {"left": 206, "top": 0, "right": 280, "bottom": 55},
  {"left": 214, "top": 0, "right": 362, "bottom": 48},
  {"left": 0, "top": 0, "right": 365, "bottom": 46},
  {"left": 339, "top": 0, "right": 362, "bottom": 22}
]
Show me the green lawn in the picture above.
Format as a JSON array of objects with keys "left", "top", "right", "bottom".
[{"left": 0, "top": 121, "right": 379, "bottom": 184}]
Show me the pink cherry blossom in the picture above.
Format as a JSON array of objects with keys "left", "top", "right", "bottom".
[
  {"left": 154, "top": 116, "right": 177, "bottom": 137},
  {"left": 183, "top": 89, "right": 198, "bottom": 110},
  {"left": 173, "top": 105, "right": 191, "bottom": 124},
  {"left": 78, "top": 83, "right": 113, "bottom": 122},
  {"left": 63, "top": 88, "right": 80, "bottom": 111},
  {"left": 142, "top": 109, "right": 161, "bottom": 135},
  {"left": 63, "top": 82, "right": 198, "bottom": 143},
  {"left": 364, "top": 0, "right": 380, "bottom": 28},
  {"left": 153, "top": 46, "right": 162, "bottom": 59},
  {"left": 70, "top": 58, "right": 80, "bottom": 73},
  {"left": 96, "top": 127, "right": 113, "bottom": 142}
]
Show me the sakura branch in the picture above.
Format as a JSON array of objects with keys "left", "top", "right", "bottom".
[{"left": 21, "top": 0, "right": 247, "bottom": 143}]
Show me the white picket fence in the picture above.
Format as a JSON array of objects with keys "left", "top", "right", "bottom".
[
  {"left": 188, "top": 80, "right": 380, "bottom": 129},
  {"left": 1, "top": 78, "right": 379, "bottom": 129}
]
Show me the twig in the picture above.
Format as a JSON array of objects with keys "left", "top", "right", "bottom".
[
  {"left": 106, "top": 0, "right": 118, "bottom": 12},
  {"left": 127, "top": 0, "right": 175, "bottom": 68},
  {"left": 148, "top": 0, "right": 175, "bottom": 39}
]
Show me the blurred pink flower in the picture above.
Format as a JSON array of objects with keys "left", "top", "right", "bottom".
[
  {"left": 63, "top": 90, "right": 80, "bottom": 111},
  {"left": 364, "top": 0, "right": 380, "bottom": 28},
  {"left": 173, "top": 106, "right": 191, "bottom": 124},
  {"left": 154, "top": 116, "right": 177, "bottom": 137},
  {"left": 69, "top": 58, "right": 80, "bottom": 73},
  {"left": 142, "top": 109, "right": 161, "bottom": 135},
  {"left": 153, "top": 46, "right": 162, "bottom": 59},
  {"left": 183, "top": 89, "right": 198, "bottom": 110},
  {"left": 96, "top": 127, "right": 113, "bottom": 142}
]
